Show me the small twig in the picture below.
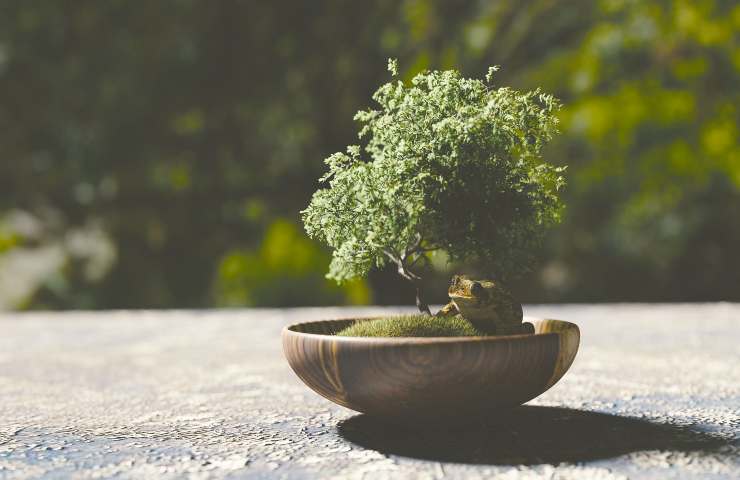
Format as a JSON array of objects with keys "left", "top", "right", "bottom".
[
  {"left": 408, "top": 233, "right": 423, "bottom": 255},
  {"left": 408, "top": 252, "right": 424, "bottom": 267}
]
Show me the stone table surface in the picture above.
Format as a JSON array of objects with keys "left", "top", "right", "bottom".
[{"left": 0, "top": 304, "right": 738, "bottom": 479}]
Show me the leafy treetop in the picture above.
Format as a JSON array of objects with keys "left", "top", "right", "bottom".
[{"left": 302, "top": 61, "right": 565, "bottom": 312}]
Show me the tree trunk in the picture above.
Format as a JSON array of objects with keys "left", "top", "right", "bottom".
[
  {"left": 388, "top": 251, "right": 431, "bottom": 315},
  {"left": 415, "top": 285, "right": 431, "bottom": 315}
]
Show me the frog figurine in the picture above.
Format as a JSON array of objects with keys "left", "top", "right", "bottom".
[{"left": 437, "top": 275, "right": 533, "bottom": 335}]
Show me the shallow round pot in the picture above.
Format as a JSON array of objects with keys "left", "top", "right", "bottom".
[{"left": 282, "top": 316, "right": 579, "bottom": 420}]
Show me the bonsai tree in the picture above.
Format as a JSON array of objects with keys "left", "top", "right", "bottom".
[{"left": 302, "top": 60, "right": 565, "bottom": 319}]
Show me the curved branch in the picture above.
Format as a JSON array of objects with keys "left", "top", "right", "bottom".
[
  {"left": 382, "top": 248, "right": 401, "bottom": 265},
  {"left": 383, "top": 239, "right": 432, "bottom": 315},
  {"left": 398, "top": 259, "right": 430, "bottom": 315}
]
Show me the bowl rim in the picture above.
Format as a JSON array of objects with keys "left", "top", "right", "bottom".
[{"left": 282, "top": 315, "right": 576, "bottom": 344}]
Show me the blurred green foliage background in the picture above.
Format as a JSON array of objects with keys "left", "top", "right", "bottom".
[{"left": 0, "top": 0, "right": 738, "bottom": 310}]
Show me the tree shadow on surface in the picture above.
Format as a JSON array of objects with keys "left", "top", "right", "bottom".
[{"left": 337, "top": 406, "right": 729, "bottom": 465}]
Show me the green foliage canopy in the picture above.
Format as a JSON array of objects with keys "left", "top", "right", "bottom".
[{"left": 303, "top": 64, "right": 565, "bottom": 288}]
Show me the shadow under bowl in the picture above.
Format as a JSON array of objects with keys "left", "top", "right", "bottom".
[{"left": 282, "top": 316, "right": 580, "bottom": 420}]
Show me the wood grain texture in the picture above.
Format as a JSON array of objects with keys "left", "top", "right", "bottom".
[{"left": 282, "top": 316, "right": 580, "bottom": 420}]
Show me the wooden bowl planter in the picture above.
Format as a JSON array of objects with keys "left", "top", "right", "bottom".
[{"left": 282, "top": 316, "right": 579, "bottom": 420}]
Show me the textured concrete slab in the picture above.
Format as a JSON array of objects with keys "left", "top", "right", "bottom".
[{"left": 0, "top": 304, "right": 738, "bottom": 479}]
